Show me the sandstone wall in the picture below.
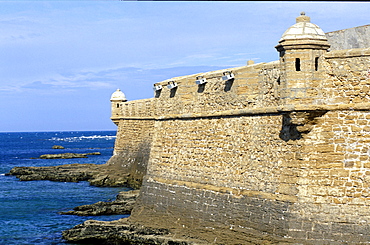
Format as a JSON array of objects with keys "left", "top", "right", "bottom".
[
  {"left": 130, "top": 114, "right": 297, "bottom": 244},
  {"left": 283, "top": 49, "right": 370, "bottom": 243},
  {"left": 323, "top": 48, "right": 370, "bottom": 104},
  {"left": 107, "top": 99, "right": 156, "bottom": 188},
  {"left": 287, "top": 109, "right": 370, "bottom": 243},
  {"left": 112, "top": 48, "right": 370, "bottom": 243},
  {"left": 148, "top": 60, "right": 280, "bottom": 116}
]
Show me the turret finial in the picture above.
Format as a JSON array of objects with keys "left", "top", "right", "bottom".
[{"left": 296, "top": 11, "right": 310, "bottom": 23}]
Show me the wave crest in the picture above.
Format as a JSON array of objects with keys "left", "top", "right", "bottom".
[{"left": 49, "top": 135, "right": 116, "bottom": 142}]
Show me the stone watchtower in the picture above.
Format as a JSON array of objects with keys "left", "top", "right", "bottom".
[
  {"left": 110, "top": 89, "right": 127, "bottom": 125},
  {"left": 275, "top": 12, "right": 330, "bottom": 105}
]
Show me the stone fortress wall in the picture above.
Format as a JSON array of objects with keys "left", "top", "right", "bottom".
[{"left": 109, "top": 13, "right": 370, "bottom": 244}]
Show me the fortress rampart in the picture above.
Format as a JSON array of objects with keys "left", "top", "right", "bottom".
[{"left": 109, "top": 13, "right": 370, "bottom": 244}]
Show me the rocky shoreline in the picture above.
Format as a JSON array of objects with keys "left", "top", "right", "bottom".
[
  {"left": 6, "top": 163, "right": 130, "bottom": 187},
  {"left": 62, "top": 219, "right": 204, "bottom": 245},
  {"left": 60, "top": 190, "right": 139, "bottom": 216},
  {"left": 6, "top": 163, "right": 204, "bottom": 244}
]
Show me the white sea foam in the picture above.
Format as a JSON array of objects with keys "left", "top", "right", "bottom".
[{"left": 49, "top": 135, "right": 116, "bottom": 142}]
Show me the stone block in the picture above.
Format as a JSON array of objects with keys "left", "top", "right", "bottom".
[
  {"left": 331, "top": 223, "right": 354, "bottom": 234},
  {"left": 287, "top": 229, "right": 307, "bottom": 241},
  {"left": 316, "top": 162, "right": 343, "bottom": 169},
  {"left": 327, "top": 187, "right": 346, "bottom": 197},
  {"left": 277, "top": 184, "right": 298, "bottom": 196},
  {"left": 329, "top": 169, "right": 350, "bottom": 177}
]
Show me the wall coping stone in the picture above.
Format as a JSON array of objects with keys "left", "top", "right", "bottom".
[
  {"left": 116, "top": 102, "right": 370, "bottom": 121},
  {"left": 325, "top": 47, "right": 370, "bottom": 59}
]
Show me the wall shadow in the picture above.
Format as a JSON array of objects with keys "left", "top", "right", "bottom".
[
  {"left": 170, "top": 87, "right": 178, "bottom": 98},
  {"left": 224, "top": 79, "right": 234, "bottom": 92}
]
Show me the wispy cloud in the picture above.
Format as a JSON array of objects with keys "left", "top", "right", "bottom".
[
  {"left": 0, "top": 14, "right": 46, "bottom": 43},
  {"left": 22, "top": 80, "right": 113, "bottom": 91},
  {"left": 19, "top": 70, "right": 119, "bottom": 92},
  {"left": 7, "top": 65, "right": 229, "bottom": 97},
  {"left": 0, "top": 16, "right": 41, "bottom": 25}
]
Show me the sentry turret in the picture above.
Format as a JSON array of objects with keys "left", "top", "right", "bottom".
[
  {"left": 275, "top": 12, "right": 330, "bottom": 105},
  {"left": 110, "top": 89, "right": 127, "bottom": 125}
]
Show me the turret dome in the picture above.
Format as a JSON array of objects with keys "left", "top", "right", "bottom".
[
  {"left": 276, "top": 12, "right": 330, "bottom": 51},
  {"left": 110, "top": 89, "right": 127, "bottom": 101},
  {"left": 280, "top": 13, "right": 326, "bottom": 42}
]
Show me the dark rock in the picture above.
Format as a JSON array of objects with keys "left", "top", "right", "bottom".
[
  {"left": 6, "top": 163, "right": 131, "bottom": 187},
  {"left": 60, "top": 190, "right": 139, "bottom": 216},
  {"left": 62, "top": 218, "right": 204, "bottom": 244},
  {"left": 86, "top": 152, "right": 101, "bottom": 155},
  {"left": 39, "top": 153, "right": 88, "bottom": 159},
  {"left": 52, "top": 145, "right": 65, "bottom": 149},
  {"left": 6, "top": 164, "right": 97, "bottom": 182},
  {"left": 36, "top": 152, "right": 101, "bottom": 159}
]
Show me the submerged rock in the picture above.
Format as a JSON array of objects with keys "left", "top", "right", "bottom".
[
  {"left": 60, "top": 190, "right": 139, "bottom": 216},
  {"left": 38, "top": 152, "right": 101, "bottom": 159},
  {"left": 52, "top": 145, "right": 65, "bottom": 149},
  {"left": 86, "top": 152, "right": 101, "bottom": 155},
  {"left": 40, "top": 153, "right": 87, "bottom": 159}
]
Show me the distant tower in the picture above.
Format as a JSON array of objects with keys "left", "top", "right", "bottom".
[
  {"left": 275, "top": 12, "right": 330, "bottom": 105},
  {"left": 110, "top": 89, "right": 127, "bottom": 125}
]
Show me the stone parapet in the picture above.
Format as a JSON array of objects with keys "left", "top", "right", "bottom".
[
  {"left": 116, "top": 102, "right": 370, "bottom": 121},
  {"left": 114, "top": 47, "right": 370, "bottom": 122}
]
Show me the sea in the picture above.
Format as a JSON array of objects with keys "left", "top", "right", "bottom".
[{"left": 0, "top": 131, "right": 131, "bottom": 245}]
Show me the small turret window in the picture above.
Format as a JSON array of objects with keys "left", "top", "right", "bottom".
[
  {"left": 295, "top": 58, "right": 301, "bottom": 71},
  {"left": 315, "top": 57, "right": 319, "bottom": 71},
  {"left": 116, "top": 103, "right": 120, "bottom": 108}
]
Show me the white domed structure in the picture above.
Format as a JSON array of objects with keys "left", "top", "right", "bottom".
[
  {"left": 110, "top": 89, "right": 127, "bottom": 102},
  {"left": 110, "top": 89, "right": 127, "bottom": 125},
  {"left": 279, "top": 12, "right": 327, "bottom": 42},
  {"left": 276, "top": 12, "right": 330, "bottom": 51}
]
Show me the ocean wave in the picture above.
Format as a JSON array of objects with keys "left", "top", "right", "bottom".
[{"left": 49, "top": 135, "right": 116, "bottom": 142}]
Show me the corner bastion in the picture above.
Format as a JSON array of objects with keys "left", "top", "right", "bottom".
[{"left": 108, "top": 13, "right": 370, "bottom": 244}]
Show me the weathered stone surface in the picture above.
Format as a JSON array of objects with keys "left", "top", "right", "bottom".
[{"left": 60, "top": 190, "right": 139, "bottom": 216}]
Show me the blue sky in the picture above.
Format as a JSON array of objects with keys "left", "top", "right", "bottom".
[{"left": 0, "top": 1, "right": 369, "bottom": 132}]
